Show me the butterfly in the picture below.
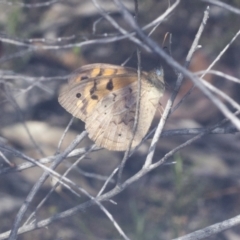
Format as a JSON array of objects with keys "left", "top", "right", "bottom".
[{"left": 58, "top": 63, "right": 165, "bottom": 151}]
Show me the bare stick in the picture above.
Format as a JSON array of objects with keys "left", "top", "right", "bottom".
[
  {"left": 202, "top": 0, "right": 240, "bottom": 14},
  {"left": 172, "top": 214, "right": 240, "bottom": 240},
  {"left": 8, "top": 132, "right": 87, "bottom": 240}
]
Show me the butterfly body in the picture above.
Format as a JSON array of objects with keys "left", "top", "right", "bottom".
[{"left": 59, "top": 63, "right": 164, "bottom": 151}]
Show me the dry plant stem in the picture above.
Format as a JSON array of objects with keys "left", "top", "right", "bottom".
[
  {"left": 143, "top": 76, "right": 181, "bottom": 168},
  {"left": 24, "top": 144, "right": 96, "bottom": 226},
  {"left": 142, "top": 6, "right": 209, "bottom": 167},
  {"left": 8, "top": 132, "right": 87, "bottom": 240},
  {"left": 71, "top": 164, "right": 115, "bottom": 182},
  {"left": 175, "top": 74, "right": 240, "bottom": 116},
  {"left": 0, "top": 150, "right": 13, "bottom": 166},
  {"left": 91, "top": 0, "right": 150, "bottom": 52},
  {"left": 115, "top": 1, "right": 240, "bottom": 130},
  {"left": 3, "top": 75, "right": 66, "bottom": 102},
  {"left": 0, "top": 0, "right": 59, "bottom": 8},
  {"left": 27, "top": 35, "right": 76, "bottom": 43},
  {"left": 117, "top": 0, "right": 141, "bottom": 184},
  {"left": 24, "top": 171, "right": 82, "bottom": 226},
  {"left": 78, "top": 196, "right": 130, "bottom": 240},
  {"left": 0, "top": 34, "right": 141, "bottom": 50},
  {"left": 202, "top": 28, "right": 240, "bottom": 79},
  {"left": 3, "top": 150, "right": 129, "bottom": 240},
  {"left": 56, "top": 116, "right": 74, "bottom": 154},
  {"left": 172, "top": 214, "right": 240, "bottom": 240},
  {"left": 0, "top": 75, "right": 66, "bottom": 105},
  {"left": 185, "top": 8, "right": 209, "bottom": 67},
  {"left": 97, "top": 167, "right": 118, "bottom": 197},
  {"left": 156, "top": 114, "right": 240, "bottom": 239},
  {"left": 202, "top": 0, "right": 240, "bottom": 14},
  {"left": 173, "top": 27, "right": 240, "bottom": 113},
  {"left": 0, "top": 143, "right": 97, "bottom": 176},
  {"left": 143, "top": 0, "right": 180, "bottom": 30},
  {"left": 201, "top": 79, "right": 240, "bottom": 111},
  {"left": 171, "top": 7, "right": 209, "bottom": 114},
  {"left": 146, "top": 106, "right": 239, "bottom": 173},
  {"left": 174, "top": 21, "right": 240, "bottom": 113},
  {"left": 0, "top": 74, "right": 69, "bottom": 82},
  {"left": 24, "top": 147, "right": 120, "bottom": 240},
  {"left": 144, "top": 110, "right": 238, "bottom": 152},
  {"left": 170, "top": 83, "right": 194, "bottom": 114},
  {"left": 118, "top": 51, "right": 141, "bottom": 173},
  {"left": 92, "top": 16, "right": 105, "bottom": 34},
  {"left": 121, "top": 0, "right": 173, "bottom": 67},
  {"left": 67, "top": 168, "right": 131, "bottom": 240},
  {"left": 177, "top": 19, "right": 240, "bottom": 114},
  {"left": 196, "top": 70, "right": 240, "bottom": 84},
  {"left": 0, "top": 126, "right": 237, "bottom": 177},
  {"left": 28, "top": 156, "right": 130, "bottom": 240}
]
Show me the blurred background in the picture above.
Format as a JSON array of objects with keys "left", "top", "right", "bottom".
[{"left": 0, "top": 0, "right": 240, "bottom": 239}]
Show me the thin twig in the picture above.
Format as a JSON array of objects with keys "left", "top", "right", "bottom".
[
  {"left": 0, "top": 126, "right": 237, "bottom": 177},
  {"left": 202, "top": 0, "right": 240, "bottom": 14},
  {"left": 172, "top": 214, "right": 240, "bottom": 240},
  {"left": 0, "top": 0, "right": 60, "bottom": 8},
  {"left": 117, "top": 0, "right": 142, "bottom": 185},
  {"left": 143, "top": 5, "right": 208, "bottom": 166},
  {"left": 8, "top": 132, "right": 87, "bottom": 240},
  {"left": 56, "top": 117, "right": 74, "bottom": 154}
]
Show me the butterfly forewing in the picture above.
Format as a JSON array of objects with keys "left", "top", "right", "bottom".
[
  {"left": 59, "top": 70, "right": 140, "bottom": 121},
  {"left": 68, "top": 63, "right": 139, "bottom": 86}
]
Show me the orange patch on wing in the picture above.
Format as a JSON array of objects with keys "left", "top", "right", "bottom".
[
  {"left": 74, "top": 75, "right": 83, "bottom": 83},
  {"left": 91, "top": 68, "right": 101, "bottom": 77},
  {"left": 102, "top": 68, "right": 116, "bottom": 76},
  {"left": 80, "top": 76, "right": 138, "bottom": 114}
]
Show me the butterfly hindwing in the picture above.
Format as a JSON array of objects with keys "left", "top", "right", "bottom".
[{"left": 85, "top": 80, "right": 161, "bottom": 151}]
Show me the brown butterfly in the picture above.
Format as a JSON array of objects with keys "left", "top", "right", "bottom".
[{"left": 58, "top": 63, "right": 165, "bottom": 151}]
